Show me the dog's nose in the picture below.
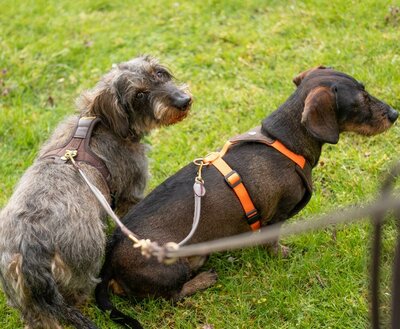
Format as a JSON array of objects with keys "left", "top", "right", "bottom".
[
  {"left": 172, "top": 92, "right": 192, "bottom": 111},
  {"left": 388, "top": 108, "right": 398, "bottom": 123}
]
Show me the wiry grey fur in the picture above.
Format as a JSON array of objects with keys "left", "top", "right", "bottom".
[{"left": 0, "top": 55, "right": 192, "bottom": 329}]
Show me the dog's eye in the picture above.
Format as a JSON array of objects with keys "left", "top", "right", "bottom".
[
  {"left": 136, "top": 92, "right": 145, "bottom": 99},
  {"left": 156, "top": 71, "right": 164, "bottom": 78},
  {"left": 156, "top": 69, "right": 170, "bottom": 80}
]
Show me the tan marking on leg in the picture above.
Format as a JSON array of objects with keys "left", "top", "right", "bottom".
[
  {"left": 7, "top": 254, "right": 25, "bottom": 301},
  {"left": 51, "top": 253, "right": 72, "bottom": 285},
  {"left": 109, "top": 279, "right": 126, "bottom": 296}
]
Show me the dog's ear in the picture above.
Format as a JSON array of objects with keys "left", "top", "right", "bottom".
[
  {"left": 293, "top": 65, "right": 327, "bottom": 87},
  {"left": 90, "top": 87, "right": 130, "bottom": 139},
  {"left": 301, "top": 86, "right": 339, "bottom": 144}
]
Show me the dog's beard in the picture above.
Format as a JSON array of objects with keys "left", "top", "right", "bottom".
[
  {"left": 342, "top": 117, "right": 394, "bottom": 136},
  {"left": 153, "top": 100, "right": 190, "bottom": 125}
]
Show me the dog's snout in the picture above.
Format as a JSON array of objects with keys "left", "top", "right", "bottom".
[
  {"left": 388, "top": 108, "right": 398, "bottom": 123},
  {"left": 171, "top": 92, "right": 192, "bottom": 111}
]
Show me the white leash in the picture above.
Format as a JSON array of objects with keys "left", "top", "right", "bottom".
[{"left": 178, "top": 181, "right": 206, "bottom": 246}]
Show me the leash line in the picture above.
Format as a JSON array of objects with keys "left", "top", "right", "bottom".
[
  {"left": 63, "top": 150, "right": 167, "bottom": 258},
  {"left": 63, "top": 149, "right": 205, "bottom": 263},
  {"left": 164, "top": 193, "right": 400, "bottom": 259},
  {"left": 177, "top": 181, "right": 205, "bottom": 246}
]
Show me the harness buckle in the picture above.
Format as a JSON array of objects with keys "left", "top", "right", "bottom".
[
  {"left": 224, "top": 170, "right": 242, "bottom": 188},
  {"left": 245, "top": 209, "right": 260, "bottom": 225}
]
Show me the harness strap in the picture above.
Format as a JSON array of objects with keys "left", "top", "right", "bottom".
[
  {"left": 40, "top": 117, "right": 111, "bottom": 193},
  {"left": 269, "top": 140, "right": 306, "bottom": 169},
  {"left": 229, "top": 126, "right": 306, "bottom": 169},
  {"left": 203, "top": 127, "right": 308, "bottom": 231},
  {"left": 203, "top": 146, "right": 261, "bottom": 231}
]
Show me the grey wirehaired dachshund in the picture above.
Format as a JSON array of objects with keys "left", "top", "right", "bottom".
[
  {"left": 0, "top": 55, "right": 192, "bottom": 329},
  {"left": 95, "top": 66, "right": 397, "bottom": 328}
]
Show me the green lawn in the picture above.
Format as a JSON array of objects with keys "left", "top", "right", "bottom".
[{"left": 1, "top": 0, "right": 399, "bottom": 328}]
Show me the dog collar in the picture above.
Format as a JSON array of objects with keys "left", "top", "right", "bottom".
[
  {"left": 202, "top": 126, "right": 310, "bottom": 231},
  {"left": 40, "top": 117, "right": 111, "bottom": 195}
]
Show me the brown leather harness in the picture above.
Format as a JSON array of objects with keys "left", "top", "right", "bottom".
[
  {"left": 40, "top": 117, "right": 111, "bottom": 193},
  {"left": 201, "top": 126, "right": 313, "bottom": 230}
]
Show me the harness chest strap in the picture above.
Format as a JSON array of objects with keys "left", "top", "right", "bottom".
[
  {"left": 40, "top": 117, "right": 111, "bottom": 193},
  {"left": 203, "top": 126, "right": 308, "bottom": 231},
  {"left": 204, "top": 151, "right": 261, "bottom": 230}
]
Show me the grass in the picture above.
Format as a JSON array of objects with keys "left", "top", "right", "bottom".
[{"left": 0, "top": 0, "right": 399, "bottom": 328}]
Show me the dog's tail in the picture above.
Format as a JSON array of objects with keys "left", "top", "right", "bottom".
[
  {"left": 95, "top": 235, "right": 143, "bottom": 329},
  {"left": 5, "top": 230, "right": 99, "bottom": 329}
]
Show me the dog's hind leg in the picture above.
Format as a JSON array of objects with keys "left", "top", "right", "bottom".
[
  {"left": 4, "top": 232, "right": 99, "bottom": 329},
  {"left": 171, "top": 256, "right": 218, "bottom": 301}
]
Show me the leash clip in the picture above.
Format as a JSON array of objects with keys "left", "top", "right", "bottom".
[
  {"left": 194, "top": 157, "right": 208, "bottom": 184},
  {"left": 61, "top": 149, "right": 78, "bottom": 162},
  {"left": 195, "top": 161, "right": 205, "bottom": 184}
]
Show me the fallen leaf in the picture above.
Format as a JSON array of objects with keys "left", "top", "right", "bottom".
[{"left": 47, "top": 96, "right": 55, "bottom": 107}]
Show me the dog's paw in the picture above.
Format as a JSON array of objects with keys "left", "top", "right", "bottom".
[
  {"left": 195, "top": 269, "right": 218, "bottom": 288},
  {"left": 265, "top": 242, "right": 290, "bottom": 258},
  {"left": 178, "top": 270, "right": 218, "bottom": 299}
]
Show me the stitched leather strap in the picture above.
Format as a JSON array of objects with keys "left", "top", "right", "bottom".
[
  {"left": 229, "top": 126, "right": 306, "bottom": 169},
  {"left": 40, "top": 117, "right": 111, "bottom": 193}
]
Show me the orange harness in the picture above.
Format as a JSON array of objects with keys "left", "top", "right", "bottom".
[{"left": 201, "top": 126, "right": 309, "bottom": 231}]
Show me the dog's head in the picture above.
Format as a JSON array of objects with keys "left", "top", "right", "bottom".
[
  {"left": 78, "top": 55, "right": 192, "bottom": 139},
  {"left": 293, "top": 66, "right": 398, "bottom": 144}
]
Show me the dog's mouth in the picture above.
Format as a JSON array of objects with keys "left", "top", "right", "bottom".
[
  {"left": 341, "top": 106, "right": 398, "bottom": 137},
  {"left": 166, "top": 106, "right": 191, "bottom": 125}
]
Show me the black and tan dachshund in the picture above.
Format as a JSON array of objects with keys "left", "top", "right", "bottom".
[{"left": 95, "top": 66, "right": 398, "bottom": 328}]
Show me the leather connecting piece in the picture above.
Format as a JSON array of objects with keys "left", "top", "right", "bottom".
[{"left": 40, "top": 117, "right": 111, "bottom": 195}]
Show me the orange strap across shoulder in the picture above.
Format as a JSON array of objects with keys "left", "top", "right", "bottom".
[
  {"left": 269, "top": 140, "right": 306, "bottom": 169},
  {"left": 202, "top": 135, "right": 306, "bottom": 231}
]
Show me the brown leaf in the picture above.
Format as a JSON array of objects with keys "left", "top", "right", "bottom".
[{"left": 47, "top": 96, "right": 55, "bottom": 107}]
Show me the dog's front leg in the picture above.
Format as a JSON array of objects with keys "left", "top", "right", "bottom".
[
  {"left": 263, "top": 221, "right": 290, "bottom": 258},
  {"left": 265, "top": 241, "right": 290, "bottom": 258}
]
